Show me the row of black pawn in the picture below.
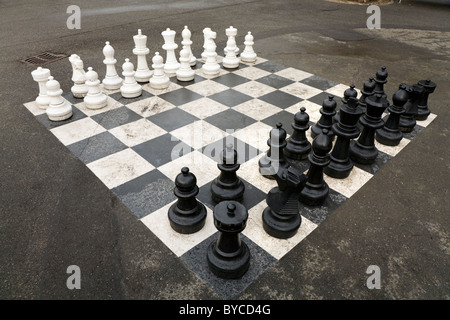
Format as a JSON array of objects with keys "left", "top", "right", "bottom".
[{"left": 257, "top": 66, "right": 436, "bottom": 242}]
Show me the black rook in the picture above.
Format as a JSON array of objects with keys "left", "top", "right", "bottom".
[{"left": 207, "top": 201, "right": 250, "bottom": 279}]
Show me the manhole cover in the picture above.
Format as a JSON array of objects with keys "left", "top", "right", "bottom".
[{"left": 20, "top": 52, "right": 69, "bottom": 66}]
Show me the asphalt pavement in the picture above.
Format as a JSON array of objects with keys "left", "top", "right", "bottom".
[{"left": 0, "top": 0, "right": 449, "bottom": 301}]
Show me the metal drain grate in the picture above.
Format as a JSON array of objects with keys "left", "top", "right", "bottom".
[{"left": 20, "top": 52, "right": 69, "bottom": 66}]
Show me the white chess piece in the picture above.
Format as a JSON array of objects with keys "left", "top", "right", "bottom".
[
  {"left": 224, "top": 26, "right": 239, "bottom": 57},
  {"left": 222, "top": 26, "right": 240, "bottom": 69},
  {"left": 181, "top": 26, "right": 196, "bottom": 66},
  {"left": 240, "top": 31, "right": 257, "bottom": 63},
  {"left": 161, "top": 28, "right": 180, "bottom": 75},
  {"left": 176, "top": 46, "right": 195, "bottom": 82},
  {"left": 201, "top": 27, "right": 212, "bottom": 62},
  {"left": 46, "top": 76, "right": 72, "bottom": 121},
  {"left": 120, "top": 58, "right": 142, "bottom": 98},
  {"left": 69, "top": 54, "right": 88, "bottom": 98},
  {"left": 133, "top": 29, "right": 153, "bottom": 83},
  {"left": 84, "top": 67, "right": 108, "bottom": 110},
  {"left": 31, "top": 66, "right": 51, "bottom": 109},
  {"left": 102, "top": 41, "right": 123, "bottom": 90},
  {"left": 149, "top": 52, "right": 170, "bottom": 90},
  {"left": 201, "top": 30, "right": 220, "bottom": 76}
]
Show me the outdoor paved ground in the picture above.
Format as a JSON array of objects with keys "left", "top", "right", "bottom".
[{"left": 0, "top": 0, "right": 449, "bottom": 300}]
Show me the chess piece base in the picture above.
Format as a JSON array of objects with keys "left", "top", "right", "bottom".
[
  {"left": 120, "top": 85, "right": 142, "bottom": 98},
  {"left": 349, "top": 140, "right": 378, "bottom": 165},
  {"left": 298, "top": 182, "right": 329, "bottom": 206},
  {"left": 84, "top": 93, "right": 107, "bottom": 110},
  {"left": 375, "top": 127, "right": 403, "bottom": 146},
  {"left": 262, "top": 207, "right": 301, "bottom": 239},
  {"left": 47, "top": 101, "right": 73, "bottom": 122},
  {"left": 210, "top": 179, "right": 245, "bottom": 203},
  {"left": 207, "top": 240, "right": 250, "bottom": 279},
  {"left": 168, "top": 202, "right": 207, "bottom": 234}
]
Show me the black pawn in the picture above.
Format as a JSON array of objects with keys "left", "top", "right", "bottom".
[
  {"left": 349, "top": 94, "right": 389, "bottom": 164},
  {"left": 374, "top": 66, "right": 388, "bottom": 98},
  {"left": 333, "top": 84, "right": 358, "bottom": 124},
  {"left": 376, "top": 84, "right": 409, "bottom": 146},
  {"left": 299, "top": 129, "right": 333, "bottom": 206},
  {"left": 284, "top": 107, "right": 312, "bottom": 160},
  {"left": 324, "top": 97, "right": 364, "bottom": 179},
  {"left": 168, "top": 167, "right": 207, "bottom": 234},
  {"left": 416, "top": 79, "right": 437, "bottom": 121},
  {"left": 262, "top": 166, "right": 306, "bottom": 239},
  {"left": 399, "top": 84, "right": 423, "bottom": 133},
  {"left": 258, "top": 122, "right": 290, "bottom": 179},
  {"left": 311, "top": 95, "right": 337, "bottom": 139},
  {"left": 207, "top": 201, "right": 250, "bottom": 279},
  {"left": 210, "top": 143, "right": 245, "bottom": 203},
  {"left": 358, "top": 77, "right": 376, "bottom": 113}
]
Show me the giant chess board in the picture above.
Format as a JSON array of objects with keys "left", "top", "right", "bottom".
[{"left": 23, "top": 54, "right": 436, "bottom": 299}]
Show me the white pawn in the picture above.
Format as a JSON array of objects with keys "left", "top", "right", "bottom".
[
  {"left": 31, "top": 66, "right": 51, "bottom": 109},
  {"left": 120, "top": 58, "right": 142, "bottom": 98},
  {"left": 150, "top": 52, "right": 170, "bottom": 90},
  {"left": 176, "top": 46, "right": 195, "bottom": 82},
  {"left": 240, "top": 31, "right": 257, "bottom": 63},
  {"left": 46, "top": 76, "right": 72, "bottom": 121},
  {"left": 161, "top": 28, "right": 180, "bottom": 75},
  {"left": 201, "top": 30, "right": 220, "bottom": 76},
  {"left": 102, "top": 41, "right": 123, "bottom": 90},
  {"left": 84, "top": 67, "right": 108, "bottom": 110},
  {"left": 224, "top": 26, "right": 240, "bottom": 57},
  {"left": 69, "top": 54, "right": 88, "bottom": 98},
  {"left": 201, "top": 27, "right": 212, "bottom": 62},
  {"left": 133, "top": 29, "right": 153, "bottom": 83},
  {"left": 181, "top": 26, "right": 196, "bottom": 66},
  {"left": 222, "top": 26, "right": 240, "bottom": 69}
]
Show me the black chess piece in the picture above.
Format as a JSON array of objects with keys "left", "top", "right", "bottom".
[
  {"left": 207, "top": 201, "right": 250, "bottom": 279},
  {"left": 262, "top": 166, "right": 306, "bottom": 239},
  {"left": 168, "top": 167, "right": 207, "bottom": 234},
  {"left": 375, "top": 84, "right": 409, "bottom": 146},
  {"left": 358, "top": 77, "right": 376, "bottom": 113},
  {"left": 324, "top": 97, "right": 364, "bottom": 179},
  {"left": 374, "top": 66, "right": 388, "bottom": 98},
  {"left": 284, "top": 107, "right": 312, "bottom": 160},
  {"left": 399, "top": 84, "right": 423, "bottom": 133},
  {"left": 416, "top": 79, "right": 437, "bottom": 121},
  {"left": 258, "top": 122, "right": 290, "bottom": 179},
  {"left": 349, "top": 94, "right": 389, "bottom": 164},
  {"left": 299, "top": 129, "right": 333, "bottom": 206},
  {"left": 210, "top": 143, "right": 245, "bottom": 203},
  {"left": 333, "top": 84, "right": 358, "bottom": 124},
  {"left": 311, "top": 95, "right": 336, "bottom": 139}
]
